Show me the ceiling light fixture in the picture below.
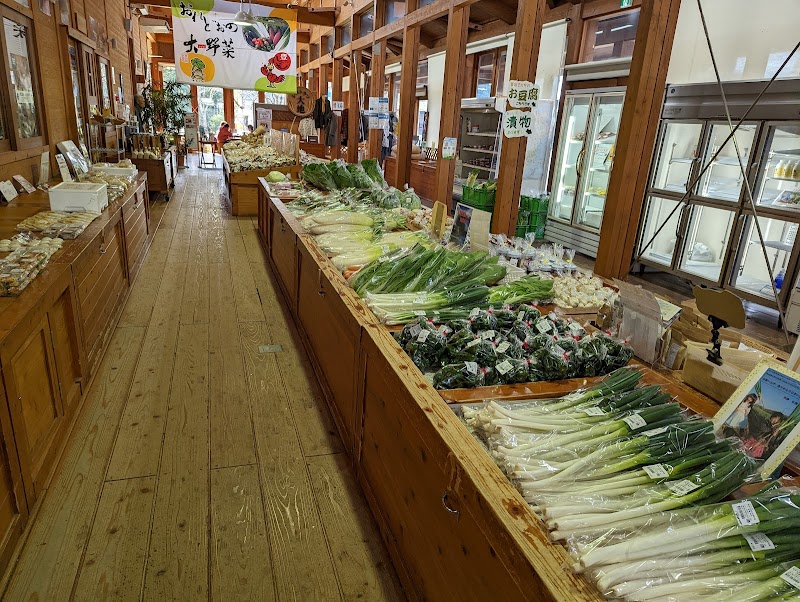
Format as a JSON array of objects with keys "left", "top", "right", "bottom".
[{"left": 233, "top": 0, "right": 257, "bottom": 25}]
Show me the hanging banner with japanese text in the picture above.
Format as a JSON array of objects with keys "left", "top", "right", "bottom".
[{"left": 171, "top": 0, "right": 297, "bottom": 94}]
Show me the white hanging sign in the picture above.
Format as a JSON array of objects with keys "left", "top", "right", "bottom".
[{"left": 507, "top": 81, "right": 538, "bottom": 108}]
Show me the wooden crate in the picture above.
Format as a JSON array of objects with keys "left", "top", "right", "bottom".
[{"left": 222, "top": 148, "right": 301, "bottom": 216}]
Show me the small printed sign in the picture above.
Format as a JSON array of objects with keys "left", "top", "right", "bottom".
[
  {"left": 368, "top": 96, "right": 389, "bottom": 113},
  {"left": 442, "top": 136, "right": 457, "bottom": 159},
  {"left": 56, "top": 154, "right": 73, "bottom": 182},
  {"left": 507, "top": 80, "right": 539, "bottom": 109},
  {"left": 431, "top": 201, "right": 447, "bottom": 239},
  {"left": 504, "top": 109, "right": 537, "bottom": 138},
  {"left": 38, "top": 151, "right": 50, "bottom": 186},
  {"left": 331, "top": 100, "right": 344, "bottom": 112},
  {"left": 0, "top": 181, "right": 18, "bottom": 203},
  {"left": 13, "top": 175, "right": 36, "bottom": 194}
]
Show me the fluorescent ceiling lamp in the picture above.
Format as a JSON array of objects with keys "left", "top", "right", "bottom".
[
  {"left": 610, "top": 24, "right": 633, "bottom": 32},
  {"left": 139, "top": 18, "right": 170, "bottom": 33}
]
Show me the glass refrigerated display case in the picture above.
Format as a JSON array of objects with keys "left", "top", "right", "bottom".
[
  {"left": 636, "top": 80, "right": 800, "bottom": 311},
  {"left": 549, "top": 90, "right": 625, "bottom": 238},
  {"left": 550, "top": 95, "right": 591, "bottom": 222}
]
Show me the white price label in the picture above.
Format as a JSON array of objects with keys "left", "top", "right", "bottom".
[
  {"left": 438, "top": 325, "right": 449, "bottom": 334},
  {"left": 743, "top": 532, "right": 775, "bottom": 552},
  {"left": 0, "top": 181, "right": 17, "bottom": 202},
  {"left": 417, "top": 330, "right": 430, "bottom": 343},
  {"left": 470, "top": 308, "right": 480, "bottom": 318},
  {"left": 481, "top": 330, "right": 496, "bottom": 340},
  {"left": 622, "top": 414, "right": 647, "bottom": 430},
  {"left": 496, "top": 341, "right": 511, "bottom": 354},
  {"left": 517, "top": 310, "right": 526, "bottom": 321},
  {"left": 496, "top": 360, "right": 512, "bottom": 375},
  {"left": 409, "top": 324, "right": 421, "bottom": 337},
  {"left": 464, "top": 361, "right": 478, "bottom": 375},
  {"left": 413, "top": 310, "right": 426, "bottom": 316},
  {"left": 553, "top": 345, "right": 567, "bottom": 357},
  {"left": 535, "top": 320, "right": 552, "bottom": 334},
  {"left": 569, "top": 322, "right": 584, "bottom": 334},
  {"left": 642, "top": 464, "right": 669, "bottom": 479},
  {"left": 732, "top": 500, "right": 760, "bottom": 526},
  {"left": 666, "top": 479, "right": 700, "bottom": 496},
  {"left": 643, "top": 426, "right": 669, "bottom": 437},
  {"left": 465, "top": 338, "right": 481, "bottom": 349},
  {"left": 782, "top": 567, "right": 800, "bottom": 590},
  {"left": 414, "top": 295, "right": 427, "bottom": 304},
  {"left": 548, "top": 311, "right": 558, "bottom": 321},
  {"left": 582, "top": 407, "right": 606, "bottom": 417}
]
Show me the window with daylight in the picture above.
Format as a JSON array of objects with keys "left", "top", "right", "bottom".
[
  {"left": 197, "top": 86, "right": 224, "bottom": 140},
  {"left": 580, "top": 10, "right": 640, "bottom": 63}
]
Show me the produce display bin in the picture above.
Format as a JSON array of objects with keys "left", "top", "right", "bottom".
[
  {"left": 520, "top": 194, "right": 549, "bottom": 214},
  {"left": 461, "top": 185, "right": 496, "bottom": 211},
  {"left": 223, "top": 150, "right": 301, "bottom": 216}
]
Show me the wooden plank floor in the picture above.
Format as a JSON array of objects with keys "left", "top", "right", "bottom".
[{"left": 1, "top": 161, "right": 405, "bottom": 601}]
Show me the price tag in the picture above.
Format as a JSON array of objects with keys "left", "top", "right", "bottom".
[
  {"left": 582, "top": 407, "right": 606, "bottom": 417},
  {"left": 782, "top": 567, "right": 800, "bottom": 589},
  {"left": 622, "top": 414, "right": 647, "bottom": 429},
  {"left": 56, "top": 154, "right": 72, "bottom": 182},
  {"left": 438, "top": 325, "right": 449, "bottom": 334},
  {"left": 496, "top": 360, "right": 512, "bottom": 375},
  {"left": 417, "top": 330, "right": 430, "bottom": 343},
  {"left": 569, "top": 322, "right": 584, "bottom": 334},
  {"left": 743, "top": 532, "right": 775, "bottom": 552},
  {"left": 481, "top": 330, "right": 496, "bottom": 340},
  {"left": 12, "top": 175, "right": 36, "bottom": 193},
  {"left": 548, "top": 311, "right": 558, "bottom": 321},
  {"left": 642, "top": 464, "right": 669, "bottom": 479},
  {"left": 470, "top": 307, "right": 480, "bottom": 318},
  {"left": 666, "top": 479, "right": 700, "bottom": 496},
  {"left": 643, "top": 426, "right": 669, "bottom": 437},
  {"left": 409, "top": 324, "right": 422, "bottom": 338},
  {"left": 535, "top": 319, "right": 551, "bottom": 334},
  {"left": 553, "top": 345, "right": 566, "bottom": 357},
  {"left": 331, "top": 100, "right": 344, "bottom": 112},
  {"left": 464, "top": 361, "right": 478, "bottom": 375},
  {"left": 496, "top": 341, "right": 510, "bottom": 354},
  {"left": 465, "top": 338, "right": 481, "bottom": 349},
  {"left": 732, "top": 500, "right": 760, "bottom": 526},
  {"left": 413, "top": 310, "right": 426, "bottom": 316},
  {"left": 0, "top": 181, "right": 18, "bottom": 202},
  {"left": 517, "top": 310, "right": 526, "bottom": 321}
]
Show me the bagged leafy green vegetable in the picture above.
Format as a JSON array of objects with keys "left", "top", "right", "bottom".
[
  {"left": 346, "top": 164, "right": 376, "bottom": 190},
  {"left": 397, "top": 318, "right": 435, "bottom": 348},
  {"left": 433, "top": 363, "right": 486, "bottom": 389},
  {"left": 495, "top": 357, "right": 532, "bottom": 384},
  {"left": 301, "top": 163, "right": 338, "bottom": 191},
  {"left": 451, "top": 339, "right": 498, "bottom": 367},
  {"left": 508, "top": 320, "right": 535, "bottom": 343},
  {"left": 516, "top": 304, "right": 542, "bottom": 323},
  {"left": 530, "top": 346, "right": 570, "bottom": 380},
  {"left": 469, "top": 309, "right": 497, "bottom": 332},
  {"left": 328, "top": 160, "right": 355, "bottom": 188},
  {"left": 405, "top": 328, "right": 448, "bottom": 372},
  {"left": 361, "top": 159, "right": 386, "bottom": 186},
  {"left": 491, "top": 308, "right": 518, "bottom": 329},
  {"left": 396, "top": 187, "right": 422, "bottom": 209}
]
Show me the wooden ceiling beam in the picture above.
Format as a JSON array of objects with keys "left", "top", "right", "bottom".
[
  {"left": 419, "top": 29, "right": 438, "bottom": 47},
  {"left": 480, "top": 0, "right": 516, "bottom": 24},
  {"left": 139, "top": 0, "right": 337, "bottom": 27}
]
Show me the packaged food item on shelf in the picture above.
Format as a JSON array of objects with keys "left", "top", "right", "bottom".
[
  {"left": 16, "top": 211, "right": 99, "bottom": 236},
  {"left": 0, "top": 247, "right": 54, "bottom": 296}
]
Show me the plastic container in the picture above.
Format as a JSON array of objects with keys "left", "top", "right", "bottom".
[
  {"left": 520, "top": 194, "right": 550, "bottom": 214},
  {"left": 462, "top": 185, "right": 496, "bottom": 211},
  {"left": 48, "top": 182, "right": 108, "bottom": 213},
  {"left": 530, "top": 212, "right": 549, "bottom": 227},
  {"left": 532, "top": 224, "right": 546, "bottom": 240}
]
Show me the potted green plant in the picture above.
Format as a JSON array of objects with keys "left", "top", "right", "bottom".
[{"left": 140, "top": 81, "right": 192, "bottom": 166}]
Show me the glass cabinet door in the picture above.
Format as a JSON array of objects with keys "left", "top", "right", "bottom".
[
  {"left": 576, "top": 93, "right": 625, "bottom": 230},
  {"left": 651, "top": 122, "right": 703, "bottom": 194},
  {"left": 755, "top": 123, "right": 800, "bottom": 209},
  {"left": 729, "top": 214, "right": 798, "bottom": 301},
  {"left": 638, "top": 195, "right": 683, "bottom": 266},
  {"left": 677, "top": 204, "right": 736, "bottom": 283},
  {"left": 697, "top": 122, "right": 758, "bottom": 203},
  {"left": 549, "top": 95, "right": 591, "bottom": 222}
]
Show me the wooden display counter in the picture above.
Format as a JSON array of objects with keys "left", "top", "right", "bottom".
[
  {"left": 383, "top": 156, "right": 437, "bottom": 206},
  {"left": 222, "top": 150, "right": 301, "bottom": 216},
  {"left": 131, "top": 151, "right": 174, "bottom": 195},
  {"left": 0, "top": 174, "right": 150, "bottom": 574}
]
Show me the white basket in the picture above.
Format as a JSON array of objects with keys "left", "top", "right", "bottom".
[
  {"left": 48, "top": 182, "right": 108, "bottom": 213},
  {"left": 92, "top": 165, "right": 138, "bottom": 177}
]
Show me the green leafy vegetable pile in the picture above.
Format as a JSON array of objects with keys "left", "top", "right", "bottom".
[{"left": 396, "top": 306, "right": 633, "bottom": 389}]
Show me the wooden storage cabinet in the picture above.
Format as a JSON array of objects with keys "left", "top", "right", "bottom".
[
  {"left": 48, "top": 287, "right": 84, "bottom": 415},
  {"left": 269, "top": 203, "right": 298, "bottom": 308},
  {"left": 73, "top": 215, "right": 128, "bottom": 379},
  {"left": 122, "top": 185, "right": 150, "bottom": 282},
  {"left": 0, "top": 383, "right": 27, "bottom": 574}
]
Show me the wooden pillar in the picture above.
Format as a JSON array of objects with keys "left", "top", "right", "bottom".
[
  {"left": 347, "top": 50, "right": 361, "bottom": 163},
  {"left": 435, "top": 6, "right": 470, "bottom": 208},
  {"left": 491, "top": 0, "right": 546, "bottom": 235},
  {"left": 396, "top": 25, "right": 420, "bottom": 188},
  {"left": 223, "top": 88, "right": 234, "bottom": 127},
  {"left": 594, "top": 0, "right": 682, "bottom": 279},
  {"left": 367, "top": 40, "right": 387, "bottom": 159},
  {"left": 332, "top": 57, "right": 344, "bottom": 159}
]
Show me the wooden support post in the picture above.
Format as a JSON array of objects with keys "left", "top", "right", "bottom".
[
  {"left": 223, "top": 88, "right": 234, "bottom": 128},
  {"left": 491, "top": 0, "right": 546, "bottom": 235},
  {"left": 594, "top": 0, "right": 682, "bottom": 279},
  {"left": 332, "top": 57, "right": 344, "bottom": 159},
  {"left": 347, "top": 50, "right": 362, "bottom": 163},
  {"left": 434, "top": 5, "right": 470, "bottom": 210},
  {"left": 367, "top": 40, "right": 387, "bottom": 159},
  {"left": 395, "top": 25, "right": 420, "bottom": 188}
]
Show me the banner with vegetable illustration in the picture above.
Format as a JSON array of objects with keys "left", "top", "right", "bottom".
[{"left": 171, "top": 1, "right": 297, "bottom": 94}]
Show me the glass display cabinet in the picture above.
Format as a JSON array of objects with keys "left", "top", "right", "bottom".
[
  {"left": 636, "top": 80, "right": 800, "bottom": 311},
  {"left": 548, "top": 89, "right": 625, "bottom": 246}
]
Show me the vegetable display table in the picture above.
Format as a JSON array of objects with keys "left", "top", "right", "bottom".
[
  {"left": 222, "top": 150, "right": 300, "bottom": 216},
  {"left": 131, "top": 152, "right": 174, "bottom": 196}
]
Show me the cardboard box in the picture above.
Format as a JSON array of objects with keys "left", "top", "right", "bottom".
[{"left": 682, "top": 341, "right": 773, "bottom": 403}]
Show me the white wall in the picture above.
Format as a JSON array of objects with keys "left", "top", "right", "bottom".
[
  {"left": 425, "top": 53, "right": 446, "bottom": 146},
  {"left": 668, "top": 0, "right": 800, "bottom": 84}
]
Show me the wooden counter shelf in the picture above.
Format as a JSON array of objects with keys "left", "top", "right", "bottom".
[
  {"left": 0, "top": 173, "right": 151, "bottom": 576},
  {"left": 222, "top": 150, "right": 301, "bottom": 217},
  {"left": 255, "top": 180, "right": 767, "bottom": 600}
]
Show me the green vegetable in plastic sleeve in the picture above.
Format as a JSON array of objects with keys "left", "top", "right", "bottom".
[
  {"left": 433, "top": 362, "right": 486, "bottom": 389},
  {"left": 301, "top": 163, "right": 339, "bottom": 190},
  {"left": 496, "top": 358, "right": 532, "bottom": 384},
  {"left": 361, "top": 159, "right": 386, "bottom": 186},
  {"left": 492, "top": 308, "right": 518, "bottom": 329},
  {"left": 328, "top": 160, "right": 355, "bottom": 188},
  {"left": 451, "top": 339, "right": 497, "bottom": 367},
  {"left": 404, "top": 328, "right": 448, "bottom": 372},
  {"left": 346, "top": 164, "right": 376, "bottom": 190},
  {"left": 468, "top": 310, "right": 497, "bottom": 332},
  {"left": 516, "top": 304, "right": 542, "bottom": 323}
]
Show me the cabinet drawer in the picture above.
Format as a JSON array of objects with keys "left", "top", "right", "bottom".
[{"left": 269, "top": 207, "right": 297, "bottom": 308}]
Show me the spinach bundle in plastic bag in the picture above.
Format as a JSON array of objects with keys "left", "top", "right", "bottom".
[
  {"left": 469, "top": 309, "right": 498, "bottom": 332},
  {"left": 433, "top": 362, "right": 486, "bottom": 389},
  {"left": 397, "top": 318, "right": 435, "bottom": 348},
  {"left": 404, "top": 328, "right": 448, "bottom": 372},
  {"left": 530, "top": 345, "right": 570, "bottom": 381},
  {"left": 495, "top": 357, "right": 533, "bottom": 385},
  {"left": 397, "top": 187, "right": 422, "bottom": 209},
  {"left": 515, "top": 304, "right": 542, "bottom": 323},
  {"left": 491, "top": 307, "right": 518, "bottom": 329},
  {"left": 328, "top": 160, "right": 355, "bottom": 188},
  {"left": 451, "top": 338, "right": 498, "bottom": 367}
]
